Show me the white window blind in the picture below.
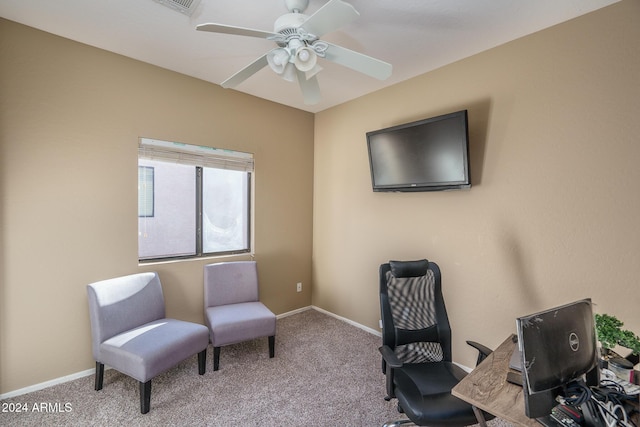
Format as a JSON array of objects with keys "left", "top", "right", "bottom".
[{"left": 138, "top": 138, "right": 254, "bottom": 172}]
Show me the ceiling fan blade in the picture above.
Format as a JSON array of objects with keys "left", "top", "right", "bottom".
[
  {"left": 301, "top": 0, "right": 359, "bottom": 38},
  {"left": 296, "top": 70, "right": 321, "bottom": 105},
  {"left": 196, "top": 23, "right": 278, "bottom": 40},
  {"left": 221, "top": 52, "right": 271, "bottom": 88},
  {"left": 323, "top": 42, "right": 392, "bottom": 80}
]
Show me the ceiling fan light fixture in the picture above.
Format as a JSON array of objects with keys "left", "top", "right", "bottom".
[
  {"left": 282, "top": 63, "right": 297, "bottom": 82},
  {"left": 293, "top": 47, "right": 317, "bottom": 72},
  {"left": 267, "top": 48, "right": 291, "bottom": 74},
  {"left": 298, "top": 49, "right": 310, "bottom": 62}
]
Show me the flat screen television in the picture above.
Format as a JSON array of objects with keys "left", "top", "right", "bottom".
[
  {"left": 366, "top": 110, "right": 470, "bottom": 192},
  {"left": 516, "top": 298, "right": 599, "bottom": 419}
]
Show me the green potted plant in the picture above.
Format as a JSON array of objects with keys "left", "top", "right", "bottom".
[{"left": 595, "top": 313, "right": 640, "bottom": 359}]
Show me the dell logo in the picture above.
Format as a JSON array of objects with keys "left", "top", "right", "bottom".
[{"left": 569, "top": 332, "right": 580, "bottom": 351}]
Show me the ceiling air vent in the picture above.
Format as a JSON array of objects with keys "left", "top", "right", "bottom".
[{"left": 153, "top": 0, "right": 201, "bottom": 16}]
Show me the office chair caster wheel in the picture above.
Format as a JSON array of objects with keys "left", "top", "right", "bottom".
[{"left": 397, "top": 404, "right": 405, "bottom": 414}]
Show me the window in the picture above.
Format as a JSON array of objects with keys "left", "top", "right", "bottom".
[{"left": 138, "top": 138, "right": 253, "bottom": 262}]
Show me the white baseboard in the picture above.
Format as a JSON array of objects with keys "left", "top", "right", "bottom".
[
  {"left": 278, "top": 305, "right": 381, "bottom": 337},
  {"left": 0, "top": 368, "right": 96, "bottom": 400},
  {"left": 311, "top": 305, "right": 382, "bottom": 337},
  {"left": 0, "top": 305, "right": 379, "bottom": 400},
  {"left": 276, "top": 305, "right": 313, "bottom": 319}
]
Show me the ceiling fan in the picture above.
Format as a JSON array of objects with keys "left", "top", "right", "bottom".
[{"left": 196, "top": 0, "right": 392, "bottom": 105}]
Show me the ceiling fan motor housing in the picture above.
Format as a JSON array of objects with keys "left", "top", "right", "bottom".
[{"left": 274, "top": 13, "right": 308, "bottom": 34}]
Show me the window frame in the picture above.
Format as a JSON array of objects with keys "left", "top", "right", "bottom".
[{"left": 138, "top": 138, "right": 254, "bottom": 263}]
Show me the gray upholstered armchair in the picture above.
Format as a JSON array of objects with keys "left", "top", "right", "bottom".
[
  {"left": 87, "top": 272, "right": 209, "bottom": 414},
  {"left": 204, "top": 261, "right": 276, "bottom": 371}
]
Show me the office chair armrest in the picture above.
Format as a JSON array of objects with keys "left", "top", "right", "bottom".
[
  {"left": 379, "top": 345, "right": 403, "bottom": 369},
  {"left": 379, "top": 345, "right": 403, "bottom": 401},
  {"left": 466, "top": 340, "right": 493, "bottom": 366}
]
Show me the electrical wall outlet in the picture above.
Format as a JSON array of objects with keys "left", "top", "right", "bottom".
[{"left": 296, "top": 282, "right": 302, "bottom": 292}]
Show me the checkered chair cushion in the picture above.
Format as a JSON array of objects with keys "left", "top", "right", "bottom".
[{"left": 386, "top": 270, "right": 444, "bottom": 363}]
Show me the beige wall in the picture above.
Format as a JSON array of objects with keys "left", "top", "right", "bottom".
[
  {"left": 313, "top": 0, "right": 640, "bottom": 369},
  {"left": 0, "top": 19, "right": 314, "bottom": 393}
]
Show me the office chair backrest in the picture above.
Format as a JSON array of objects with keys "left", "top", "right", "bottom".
[
  {"left": 380, "top": 259, "right": 453, "bottom": 363},
  {"left": 87, "top": 272, "right": 166, "bottom": 360},
  {"left": 204, "top": 261, "right": 259, "bottom": 308}
]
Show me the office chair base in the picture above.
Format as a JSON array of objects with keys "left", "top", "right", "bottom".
[{"left": 382, "top": 420, "right": 414, "bottom": 427}]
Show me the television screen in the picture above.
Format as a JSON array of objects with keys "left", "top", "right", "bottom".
[
  {"left": 517, "top": 298, "right": 597, "bottom": 393},
  {"left": 366, "top": 110, "right": 470, "bottom": 192}
]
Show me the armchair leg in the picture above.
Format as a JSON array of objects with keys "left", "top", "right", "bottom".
[
  {"left": 268, "top": 335, "right": 275, "bottom": 358},
  {"left": 139, "top": 380, "right": 151, "bottom": 414},
  {"left": 213, "top": 346, "right": 221, "bottom": 371},
  {"left": 95, "top": 362, "right": 104, "bottom": 391},
  {"left": 198, "top": 349, "right": 206, "bottom": 375}
]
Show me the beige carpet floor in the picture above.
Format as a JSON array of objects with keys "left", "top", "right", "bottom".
[{"left": 0, "top": 309, "right": 514, "bottom": 426}]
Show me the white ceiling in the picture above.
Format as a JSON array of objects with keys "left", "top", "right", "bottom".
[{"left": 0, "top": 0, "right": 619, "bottom": 113}]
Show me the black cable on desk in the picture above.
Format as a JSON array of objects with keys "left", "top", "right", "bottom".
[
  {"left": 590, "top": 382, "right": 638, "bottom": 427},
  {"left": 563, "top": 381, "right": 592, "bottom": 407}
]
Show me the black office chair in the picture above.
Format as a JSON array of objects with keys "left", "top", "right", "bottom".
[{"left": 378, "top": 259, "right": 493, "bottom": 427}]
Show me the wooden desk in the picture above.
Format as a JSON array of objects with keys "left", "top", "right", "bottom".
[{"left": 452, "top": 334, "right": 539, "bottom": 427}]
